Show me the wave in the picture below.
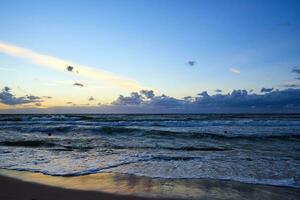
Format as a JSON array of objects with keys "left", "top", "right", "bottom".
[
  {"left": 143, "top": 129, "right": 300, "bottom": 140},
  {"left": 0, "top": 117, "right": 23, "bottom": 121},
  {"left": 0, "top": 125, "right": 74, "bottom": 134},
  {"left": 0, "top": 140, "right": 56, "bottom": 147},
  {"left": 99, "top": 126, "right": 139, "bottom": 134},
  {"left": 0, "top": 138, "right": 231, "bottom": 152},
  {"left": 0, "top": 140, "right": 93, "bottom": 151},
  {"left": 1, "top": 113, "right": 299, "bottom": 122},
  {"left": 93, "top": 125, "right": 300, "bottom": 139},
  {"left": 2, "top": 123, "right": 299, "bottom": 140},
  {"left": 104, "top": 143, "right": 232, "bottom": 151}
]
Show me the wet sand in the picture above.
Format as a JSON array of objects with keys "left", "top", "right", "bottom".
[
  {"left": 0, "top": 174, "right": 160, "bottom": 200},
  {"left": 0, "top": 169, "right": 299, "bottom": 200}
]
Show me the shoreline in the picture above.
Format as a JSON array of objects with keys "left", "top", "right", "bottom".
[
  {"left": 0, "top": 169, "right": 299, "bottom": 200},
  {"left": 0, "top": 174, "right": 159, "bottom": 200}
]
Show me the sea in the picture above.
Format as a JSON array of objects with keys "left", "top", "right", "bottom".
[{"left": 0, "top": 114, "right": 299, "bottom": 188}]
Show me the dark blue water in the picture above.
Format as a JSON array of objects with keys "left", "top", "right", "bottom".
[{"left": 0, "top": 114, "right": 299, "bottom": 187}]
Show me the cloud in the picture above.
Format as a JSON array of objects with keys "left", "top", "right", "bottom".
[
  {"left": 26, "top": 95, "right": 41, "bottom": 100},
  {"left": 35, "top": 102, "right": 42, "bottom": 106},
  {"left": 150, "top": 95, "right": 183, "bottom": 107},
  {"left": 0, "top": 87, "right": 43, "bottom": 105},
  {"left": 193, "top": 89, "right": 300, "bottom": 110},
  {"left": 140, "top": 89, "right": 155, "bottom": 99},
  {"left": 260, "top": 87, "right": 274, "bottom": 93},
  {"left": 0, "top": 41, "right": 143, "bottom": 90},
  {"left": 43, "top": 96, "right": 52, "bottom": 99},
  {"left": 198, "top": 91, "right": 209, "bottom": 97},
  {"left": 112, "top": 90, "right": 184, "bottom": 107},
  {"left": 292, "top": 66, "right": 300, "bottom": 79},
  {"left": 73, "top": 82, "right": 84, "bottom": 87},
  {"left": 187, "top": 61, "right": 196, "bottom": 66},
  {"left": 215, "top": 89, "right": 222, "bottom": 93},
  {"left": 3, "top": 86, "right": 11, "bottom": 92},
  {"left": 66, "top": 102, "right": 72, "bottom": 104},
  {"left": 109, "top": 88, "right": 300, "bottom": 112},
  {"left": 229, "top": 67, "right": 241, "bottom": 74},
  {"left": 67, "top": 65, "right": 74, "bottom": 72},
  {"left": 113, "top": 92, "right": 143, "bottom": 105},
  {"left": 282, "top": 83, "right": 300, "bottom": 88},
  {"left": 292, "top": 66, "right": 300, "bottom": 74},
  {"left": 2, "top": 88, "right": 300, "bottom": 113},
  {"left": 88, "top": 96, "right": 95, "bottom": 101}
]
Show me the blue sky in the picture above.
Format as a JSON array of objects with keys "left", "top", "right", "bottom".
[{"left": 0, "top": 0, "right": 300, "bottom": 112}]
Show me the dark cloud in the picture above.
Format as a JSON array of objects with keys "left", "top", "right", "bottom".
[
  {"left": 43, "top": 96, "right": 52, "bottom": 99},
  {"left": 2, "top": 88, "right": 300, "bottom": 113},
  {"left": 67, "top": 66, "right": 74, "bottom": 72},
  {"left": 35, "top": 102, "right": 42, "bottom": 107},
  {"left": 249, "top": 89, "right": 254, "bottom": 93},
  {"left": 215, "top": 89, "right": 222, "bottom": 93},
  {"left": 110, "top": 88, "right": 300, "bottom": 112},
  {"left": 183, "top": 96, "right": 193, "bottom": 101},
  {"left": 292, "top": 66, "right": 300, "bottom": 79},
  {"left": 3, "top": 87, "right": 11, "bottom": 92},
  {"left": 150, "top": 95, "right": 183, "bottom": 107},
  {"left": 260, "top": 88, "right": 273, "bottom": 93},
  {"left": 0, "top": 88, "right": 300, "bottom": 113},
  {"left": 198, "top": 91, "right": 209, "bottom": 97},
  {"left": 292, "top": 67, "right": 300, "bottom": 74},
  {"left": 282, "top": 83, "right": 300, "bottom": 88},
  {"left": 199, "top": 89, "right": 300, "bottom": 110},
  {"left": 73, "top": 83, "right": 84, "bottom": 87},
  {"left": 187, "top": 61, "right": 196, "bottom": 66},
  {"left": 112, "top": 90, "right": 183, "bottom": 107},
  {"left": 113, "top": 92, "right": 143, "bottom": 105},
  {"left": 140, "top": 90, "right": 155, "bottom": 99},
  {"left": 0, "top": 87, "right": 43, "bottom": 105},
  {"left": 26, "top": 95, "right": 41, "bottom": 100},
  {"left": 88, "top": 96, "right": 95, "bottom": 101}
]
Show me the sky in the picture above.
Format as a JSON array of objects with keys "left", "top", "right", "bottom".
[{"left": 0, "top": 0, "right": 300, "bottom": 113}]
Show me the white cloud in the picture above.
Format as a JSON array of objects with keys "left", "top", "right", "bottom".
[
  {"left": 229, "top": 67, "right": 241, "bottom": 74},
  {"left": 0, "top": 41, "right": 143, "bottom": 90}
]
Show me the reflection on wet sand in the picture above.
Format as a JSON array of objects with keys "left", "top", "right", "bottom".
[{"left": 0, "top": 169, "right": 299, "bottom": 200}]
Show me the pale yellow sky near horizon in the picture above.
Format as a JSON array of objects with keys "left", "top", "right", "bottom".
[{"left": 0, "top": 42, "right": 154, "bottom": 109}]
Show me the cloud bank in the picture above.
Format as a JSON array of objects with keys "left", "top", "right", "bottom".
[
  {"left": 0, "top": 41, "right": 143, "bottom": 90},
  {"left": 0, "top": 87, "right": 43, "bottom": 105},
  {"left": 1, "top": 87, "right": 300, "bottom": 113},
  {"left": 1, "top": 87, "right": 299, "bottom": 113},
  {"left": 111, "top": 89, "right": 300, "bottom": 112}
]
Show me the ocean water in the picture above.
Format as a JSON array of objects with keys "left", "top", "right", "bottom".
[{"left": 0, "top": 114, "right": 299, "bottom": 188}]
